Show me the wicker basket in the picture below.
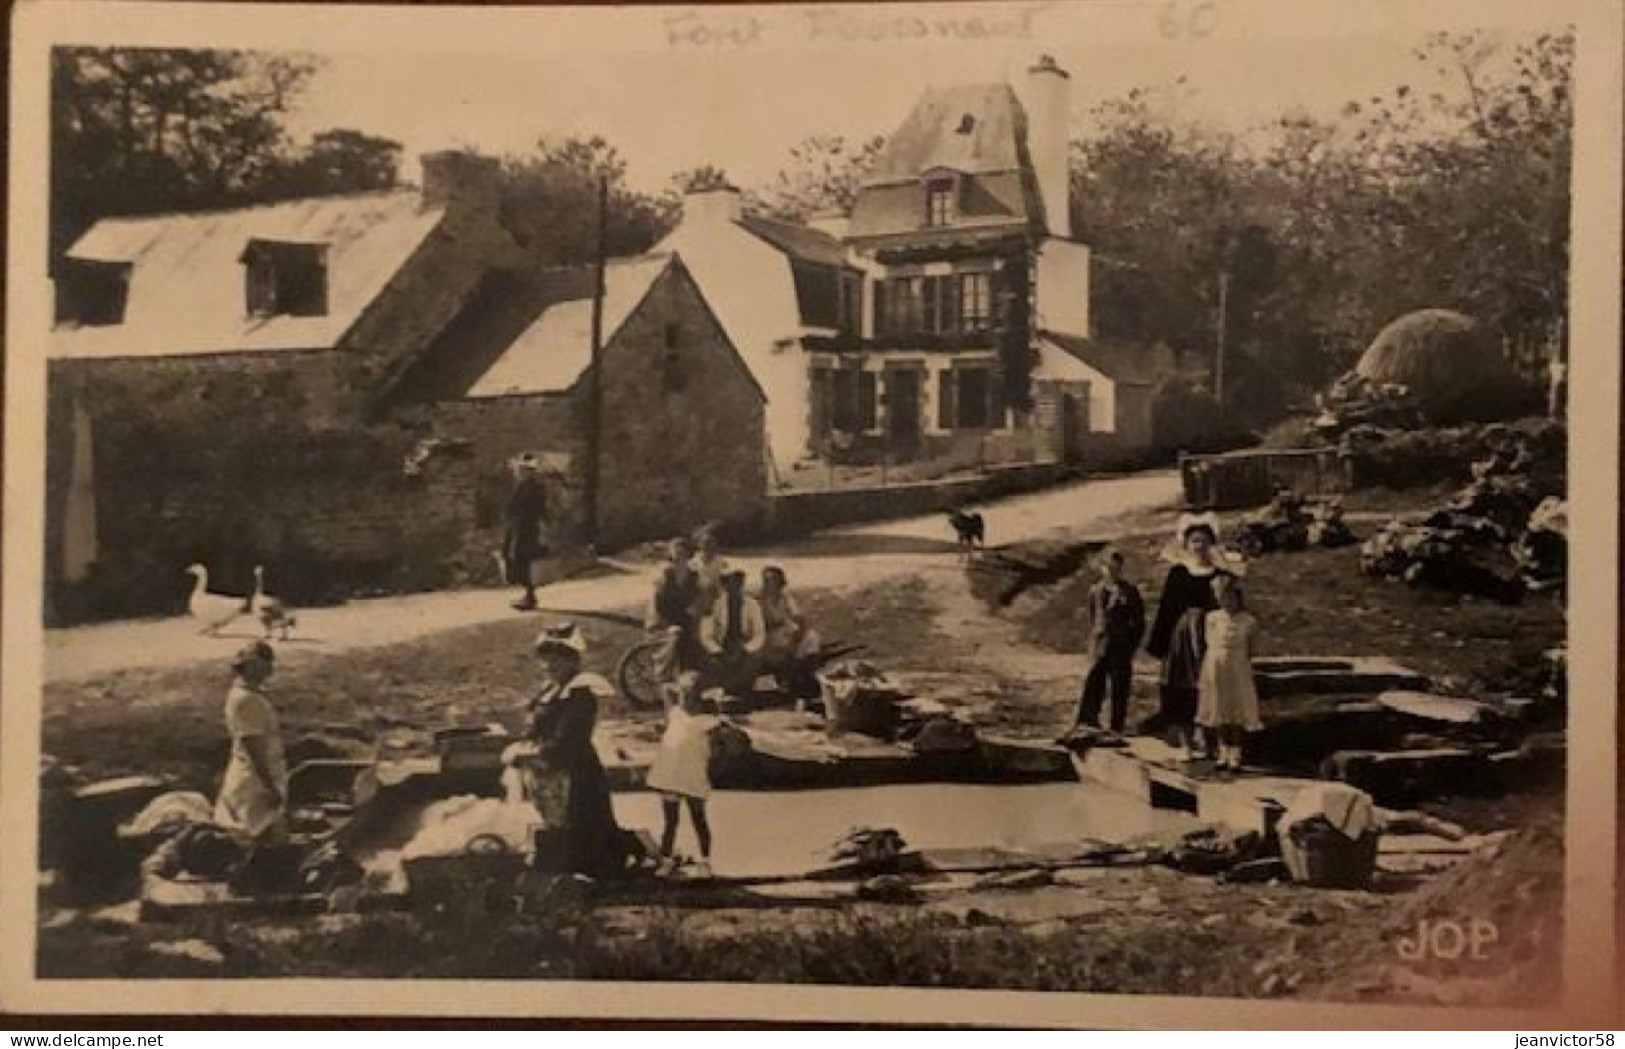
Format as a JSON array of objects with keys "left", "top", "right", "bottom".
[
  {"left": 1280, "top": 821, "right": 1379, "bottom": 889},
  {"left": 818, "top": 675, "right": 902, "bottom": 740}
]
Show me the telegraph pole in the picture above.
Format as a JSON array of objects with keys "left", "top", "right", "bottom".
[
  {"left": 585, "top": 176, "right": 608, "bottom": 549},
  {"left": 1214, "top": 267, "right": 1229, "bottom": 407}
]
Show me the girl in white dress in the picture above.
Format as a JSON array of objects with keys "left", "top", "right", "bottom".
[
  {"left": 214, "top": 641, "right": 288, "bottom": 842},
  {"left": 1196, "top": 577, "right": 1263, "bottom": 772},
  {"left": 646, "top": 671, "right": 722, "bottom": 876}
]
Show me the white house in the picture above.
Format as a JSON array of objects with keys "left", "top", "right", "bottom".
[{"left": 645, "top": 55, "right": 1158, "bottom": 473}]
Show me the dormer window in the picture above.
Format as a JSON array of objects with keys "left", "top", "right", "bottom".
[
  {"left": 240, "top": 239, "right": 329, "bottom": 318},
  {"left": 55, "top": 259, "right": 131, "bottom": 327},
  {"left": 925, "top": 176, "right": 957, "bottom": 228}
]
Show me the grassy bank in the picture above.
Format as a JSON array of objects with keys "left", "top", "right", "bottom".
[
  {"left": 990, "top": 536, "right": 1563, "bottom": 699},
  {"left": 42, "top": 578, "right": 948, "bottom": 789}
]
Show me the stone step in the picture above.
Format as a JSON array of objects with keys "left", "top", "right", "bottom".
[
  {"left": 1375, "top": 691, "right": 1508, "bottom": 726},
  {"left": 1245, "top": 692, "right": 1520, "bottom": 772},
  {"left": 1075, "top": 742, "right": 1317, "bottom": 836},
  {"left": 1318, "top": 747, "right": 1499, "bottom": 806},
  {"left": 1252, "top": 656, "right": 1430, "bottom": 698}
]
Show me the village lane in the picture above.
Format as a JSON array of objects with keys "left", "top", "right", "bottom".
[{"left": 43, "top": 470, "right": 1179, "bottom": 683}]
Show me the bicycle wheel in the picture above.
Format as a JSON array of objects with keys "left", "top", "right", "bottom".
[{"left": 617, "top": 639, "right": 668, "bottom": 708}]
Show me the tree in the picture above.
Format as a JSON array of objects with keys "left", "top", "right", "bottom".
[
  {"left": 752, "top": 134, "right": 887, "bottom": 220},
  {"left": 1070, "top": 28, "right": 1572, "bottom": 424},
  {"left": 1070, "top": 89, "right": 1254, "bottom": 358},
  {"left": 497, "top": 136, "right": 676, "bottom": 267},
  {"left": 669, "top": 164, "right": 735, "bottom": 195},
  {"left": 273, "top": 128, "right": 402, "bottom": 197},
  {"left": 51, "top": 47, "right": 319, "bottom": 265}
]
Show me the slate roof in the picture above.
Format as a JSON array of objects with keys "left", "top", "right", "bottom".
[
  {"left": 847, "top": 83, "right": 1044, "bottom": 240},
  {"left": 52, "top": 190, "right": 446, "bottom": 359},
  {"left": 736, "top": 215, "right": 850, "bottom": 269},
  {"left": 1039, "top": 330, "right": 1157, "bottom": 386},
  {"left": 864, "top": 83, "right": 1030, "bottom": 183}
]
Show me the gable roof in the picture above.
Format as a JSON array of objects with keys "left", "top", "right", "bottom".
[
  {"left": 51, "top": 190, "right": 446, "bottom": 360},
  {"left": 736, "top": 214, "right": 849, "bottom": 269},
  {"left": 1039, "top": 331, "right": 1157, "bottom": 387},
  {"left": 464, "top": 255, "right": 675, "bottom": 398}
]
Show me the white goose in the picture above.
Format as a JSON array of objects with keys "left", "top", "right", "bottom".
[
  {"left": 184, "top": 564, "right": 248, "bottom": 636},
  {"left": 250, "top": 564, "right": 297, "bottom": 640}
]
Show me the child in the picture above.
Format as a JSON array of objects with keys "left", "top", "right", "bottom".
[
  {"left": 645, "top": 671, "right": 721, "bottom": 877},
  {"left": 1195, "top": 576, "right": 1263, "bottom": 772},
  {"left": 1072, "top": 549, "right": 1145, "bottom": 735}
]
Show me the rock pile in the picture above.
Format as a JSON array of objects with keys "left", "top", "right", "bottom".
[
  {"left": 1313, "top": 371, "right": 1424, "bottom": 438},
  {"left": 1360, "top": 425, "right": 1567, "bottom": 600}
]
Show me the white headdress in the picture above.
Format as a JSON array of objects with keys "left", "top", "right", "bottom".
[
  {"left": 1162, "top": 511, "right": 1249, "bottom": 575},
  {"left": 1175, "top": 511, "right": 1222, "bottom": 545},
  {"left": 534, "top": 621, "right": 587, "bottom": 656}
]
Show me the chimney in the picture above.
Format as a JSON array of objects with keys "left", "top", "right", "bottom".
[
  {"left": 1023, "top": 55, "right": 1072, "bottom": 239},
  {"left": 420, "top": 150, "right": 501, "bottom": 214},
  {"left": 682, "top": 185, "right": 744, "bottom": 228},
  {"left": 807, "top": 210, "right": 849, "bottom": 241}
]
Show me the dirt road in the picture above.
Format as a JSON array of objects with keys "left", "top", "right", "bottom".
[{"left": 43, "top": 471, "right": 1178, "bottom": 683}]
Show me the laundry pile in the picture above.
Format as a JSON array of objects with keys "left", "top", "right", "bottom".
[
  {"left": 1232, "top": 489, "right": 1358, "bottom": 557},
  {"left": 1277, "top": 783, "right": 1380, "bottom": 890}
]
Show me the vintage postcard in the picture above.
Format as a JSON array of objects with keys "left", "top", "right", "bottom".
[{"left": 3, "top": 0, "right": 1620, "bottom": 1027}]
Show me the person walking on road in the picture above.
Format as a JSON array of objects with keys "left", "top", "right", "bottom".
[{"left": 503, "top": 453, "right": 549, "bottom": 612}]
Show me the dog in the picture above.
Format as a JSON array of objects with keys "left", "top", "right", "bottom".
[{"left": 947, "top": 508, "right": 986, "bottom": 553}]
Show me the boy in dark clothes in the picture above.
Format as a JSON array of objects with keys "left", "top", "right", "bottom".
[{"left": 1073, "top": 549, "right": 1146, "bottom": 734}]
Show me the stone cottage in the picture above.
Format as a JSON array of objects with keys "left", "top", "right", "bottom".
[
  {"left": 44, "top": 153, "right": 766, "bottom": 619},
  {"left": 395, "top": 252, "right": 768, "bottom": 552}
]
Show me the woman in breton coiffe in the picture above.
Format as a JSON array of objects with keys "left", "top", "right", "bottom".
[
  {"left": 503, "top": 623, "right": 626, "bottom": 878},
  {"left": 1145, "top": 511, "right": 1244, "bottom": 761}
]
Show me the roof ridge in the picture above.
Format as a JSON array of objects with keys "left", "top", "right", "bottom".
[
  {"left": 525, "top": 251, "right": 673, "bottom": 278},
  {"left": 80, "top": 187, "right": 420, "bottom": 228},
  {"left": 737, "top": 213, "right": 838, "bottom": 238}
]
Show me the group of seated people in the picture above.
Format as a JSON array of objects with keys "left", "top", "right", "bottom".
[{"left": 645, "top": 531, "right": 821, "bottom": 696}]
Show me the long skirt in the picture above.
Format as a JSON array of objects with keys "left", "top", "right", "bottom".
[
  {"left": 1157, "top": 609, "right": 1208, "bottom": 728},
  {"left": 520, "top": 761, "right": 623, "bottom": 877}
]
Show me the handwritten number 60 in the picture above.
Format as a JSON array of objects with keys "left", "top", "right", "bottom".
[{"left": 1158, "top": 0, "right": 1218, "bottom": 38}]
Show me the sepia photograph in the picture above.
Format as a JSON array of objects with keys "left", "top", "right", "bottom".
[{"left": 3, "top": 0, "right": 1619, "bottom": 1026}]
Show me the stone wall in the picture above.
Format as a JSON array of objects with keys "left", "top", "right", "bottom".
[
  {"left": 761, "top": 461, "right": 1075, "bottom": 538},
  {"left": 595, "top": 262, "right": 769, "bottom": 548},
  {"left": 427, "top": 394, "right": 589, "bottom": 572},
  {"left": 45, "top": 353, "right": 479, "bottom": 623}
]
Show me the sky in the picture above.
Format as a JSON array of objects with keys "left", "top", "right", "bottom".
[{"left": 265, "top": 3, "right": 1554, "bottom": 195}]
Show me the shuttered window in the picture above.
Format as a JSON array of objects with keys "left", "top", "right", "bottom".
[
  {"left": 938, "top": 366, "right": 1001, "bottom": 430},
  {"left": 831, "top": 367, "right": 878, "bottom": 433},
  {"left": 876, "top": 272, "right": 996, "bottom": 337}
]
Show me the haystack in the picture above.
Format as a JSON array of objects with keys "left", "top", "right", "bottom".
[{"left": 1356, "top": 310, "right": 1527, "bottom": 423}]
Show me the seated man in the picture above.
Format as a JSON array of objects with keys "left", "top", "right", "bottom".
[
  {"left": 698, "top": 570, "right": 765, "bottom": 696},
  {"left": 646, "top": 536, "right": 702, "bottom": 681}
]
